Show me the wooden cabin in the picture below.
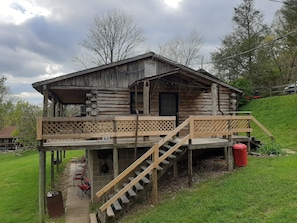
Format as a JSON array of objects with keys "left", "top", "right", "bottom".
[
  {"left": 33, "top": 52, "right": 272, "bottom": 222},
  {"left": 0, "top": 126, "right": 17, "bottom": 150}
]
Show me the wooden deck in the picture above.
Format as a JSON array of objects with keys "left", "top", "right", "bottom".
[
  {"left": 43, "top": 136, "right": 235, "bottom": 151},
  {"left": 38, "top": 115, "right": 258, "bottom": 152},
  {"left": 42, "top": 137, "right": 163, "bottom": 150},
  {"left": 179, "top": 137, "right": 233, "bottom": 150}
]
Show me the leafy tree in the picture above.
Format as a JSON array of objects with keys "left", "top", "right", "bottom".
[
  {"left": 279, "top": 0, "right": 297, "bottom": 45},
  {"left": 0, "top": 76, "right": 14, "bottom": 129},
  {"left": 10, "top": 101, "right": 42, "bottom": 149},
  {"left": 0, "top": 76, "right": 9, "bottom": 104},
  {"left": 75, "top": 9, "right": 145, "bottom": 67},
  {"left": 158, "top": 28, "right": 203, "bottom": 67},
  {"left": 271, "top": 0, "right": 297, "bottom": 83},
  {"left": 211, "top": 0, "right": 270, "bottom": 89}
]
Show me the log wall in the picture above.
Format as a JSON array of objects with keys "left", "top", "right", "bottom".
[{"left": 85, "top": 82, "right": 233, "bottom": 119}]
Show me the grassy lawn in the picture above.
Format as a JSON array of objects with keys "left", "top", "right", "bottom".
[
  {"left": 0, "top": 150, "right": 83, "bottom": 223},
  {"left": 242, "top": 94, "right": 297, "bottom": 150},
  {"left": 121, "top": 155, "right": 297, "bottom": 223}
]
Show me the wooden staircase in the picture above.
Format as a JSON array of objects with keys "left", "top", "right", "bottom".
[
  {"left": 93, "top": 115, "right": 274, "bottom": 223},
  {"left": 97, "top": 139, "right": 188, "bottom": 223}
]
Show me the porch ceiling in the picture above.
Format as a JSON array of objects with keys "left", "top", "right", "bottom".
[
  {"left": 50, "top": 88, "right": 89, "bottom": 104},
  {"left": 129, "top": 69, "right": 212, "bottom": 90}
]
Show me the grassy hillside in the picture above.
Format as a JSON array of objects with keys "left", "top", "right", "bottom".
[
  {"left": 121, "top": 156, "right": 297, "bottom": 223},
  {"left": 0, "top": 150, "right": 83, "bottom": 223},
  {"left": 241, "top": 94, "right": 297, "bottom": 150}
]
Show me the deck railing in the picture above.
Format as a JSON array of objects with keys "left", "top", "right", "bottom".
[
  {"left": 37, "top": 114, "right": 274, "bottom": 142},
  {"left": 36, "top": 116, "right": 176, "bottom": 140}
]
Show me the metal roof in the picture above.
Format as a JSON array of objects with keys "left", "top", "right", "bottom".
[{"left": 32, "top": 52, "right": 242, "bottom": 104}]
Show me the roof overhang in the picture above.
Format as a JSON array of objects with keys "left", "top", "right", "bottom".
[
  {"left": 32, "top": 52, "right": 242, "bottom": 105},
  {"left": 129, "top": 68, "right": 242, "bottom": 94}
]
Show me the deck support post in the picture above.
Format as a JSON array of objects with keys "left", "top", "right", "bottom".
[
  {"left": 143, "top": 80, "right": 150, "bottom": 141},
  {"left": 151, "top": 144, "right": 158, "bottom": 205},
  {"left": 39, "top": 85, "right": 48, "bottom": 223},
  {"left": 188, "top": 147, "right": 193, "bottom": 187},
  {"left": 151, "top": 168, "right": 158, "bottom": 205},
  {"left": 51, "top": 151, "right": 54, "bottom": 189},
  {"left": 226, "top": 146, "right": 234, "bottom": 171},
  {"left": 56, "top": 150, "right": 60, "bottom": 173},
  {"left": 39, "top": 148, "right": 46, "bottom": 223},
  {"left": 113, "top": 147, "right": 119, "bottom": 190}
]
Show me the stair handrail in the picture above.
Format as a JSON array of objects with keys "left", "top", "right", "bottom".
[
  {"left": 251, "top": 116, "right": 274, "bottom": 141},
  {"left": 96, "top": 117, "right": 191, "bottom": 212},
  {"left": 227, "top": 112, "right": 274, "bottom": 141}
]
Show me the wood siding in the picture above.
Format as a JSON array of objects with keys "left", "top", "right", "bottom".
[{"left": 52, "top": 58, "right": 177, "bottom": 89}]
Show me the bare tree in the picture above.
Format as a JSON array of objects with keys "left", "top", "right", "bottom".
[
  {"left": 158, "top": 29, "right": 203, "bottom": 67},
  {"left": 75, "top": 9, "right": 145, "bottom": 67}
]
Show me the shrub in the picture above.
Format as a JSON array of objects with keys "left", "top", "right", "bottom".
[{"left": 258, "top": 141, "right": 284, "bottom": 155}]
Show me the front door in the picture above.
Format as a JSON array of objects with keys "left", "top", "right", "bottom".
[{"left": 159, "top": 93, "right": 178, "bottom": 124}]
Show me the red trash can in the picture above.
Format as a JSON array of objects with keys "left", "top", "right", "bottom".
[{"left": 233, "top": 143, "right": 248, "bottom": 167}]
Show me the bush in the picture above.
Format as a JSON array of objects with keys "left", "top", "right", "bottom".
[{"left": 258, "top": 141, "right": 284, "bottom": 155}]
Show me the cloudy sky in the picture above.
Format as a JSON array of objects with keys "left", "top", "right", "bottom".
[{"left": 0, "top": 0, "right": 282, "bottom": 105}]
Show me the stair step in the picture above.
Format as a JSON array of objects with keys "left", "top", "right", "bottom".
[
  {"left": 128, "top": 177, "right": 144, "bottom": 190},
  {"left": 135, "top": 171, "right": 150, "bottom": 184},
  {"left": 108, "top": 195, "right": 122, "bottom": 211},
  {"left": 169, "top": 139, "right": 179, "bottom": 144},
  {"left": 163, "top": 144, "right": 182, "bottom": 153},
  {"left": 123, "top": 183, "right": 137, "bottom": 197},
  {"left": 106, "top": 206, "right": 115, "bottom": 217},
  {"left": 161, "top": 159, "right": 170, "bottom": 165},
  {"left": 146, "top": 160, "right": 163, "bottom": 170},
  {"left": 140, "top": 166, "right": 152, "bottom": 175},
  {"left": 163, "top": 144, "right": 173, "bottom": 150},
  {"left": 159, "top": 149, "right": 176, "bottom": 158},
  {"left": 120, "top": 194, "right": 130, "bottom": 204}
]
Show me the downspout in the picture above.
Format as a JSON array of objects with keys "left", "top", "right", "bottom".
[
  {"left": 134, "top": 109, "right": 139, "bottom": 161},
  {"left": 217, "top": 85, "right": 224, "bottom": 115}
]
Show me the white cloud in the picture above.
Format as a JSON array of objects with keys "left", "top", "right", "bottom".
[
  {"left": 164, "top": 0, "right": 183, "bottom": 9},
  {"left": 5, "top": 64, "right": 64, "bottom": 85},
  {"left": 12, "top": 91, "right": 43, "bottom": 105},
  {"left": 0, "top": 0, "right": 51, "bottom": 25}
]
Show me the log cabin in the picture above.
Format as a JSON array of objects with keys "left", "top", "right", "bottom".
[
  {"left": 32, "top": 52, "right": 273, "bottom": 222},
  {"left": 0, "top": 126, "right": 17, "bottom": 150}
]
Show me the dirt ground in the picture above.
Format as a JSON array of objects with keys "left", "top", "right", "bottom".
[{"left": 53, "top": 154, "right": 231, "bottom": 222}]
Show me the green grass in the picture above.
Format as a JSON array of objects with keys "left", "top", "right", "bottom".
[
  {"left": 0, "top": 150, "right": 83, "bottom": 223},
  {"left": 121, "top": 155, "right": 297, "bottom": 223},
  {"left": 241, "top": 94, "right": 297, "bottom": 150}
]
